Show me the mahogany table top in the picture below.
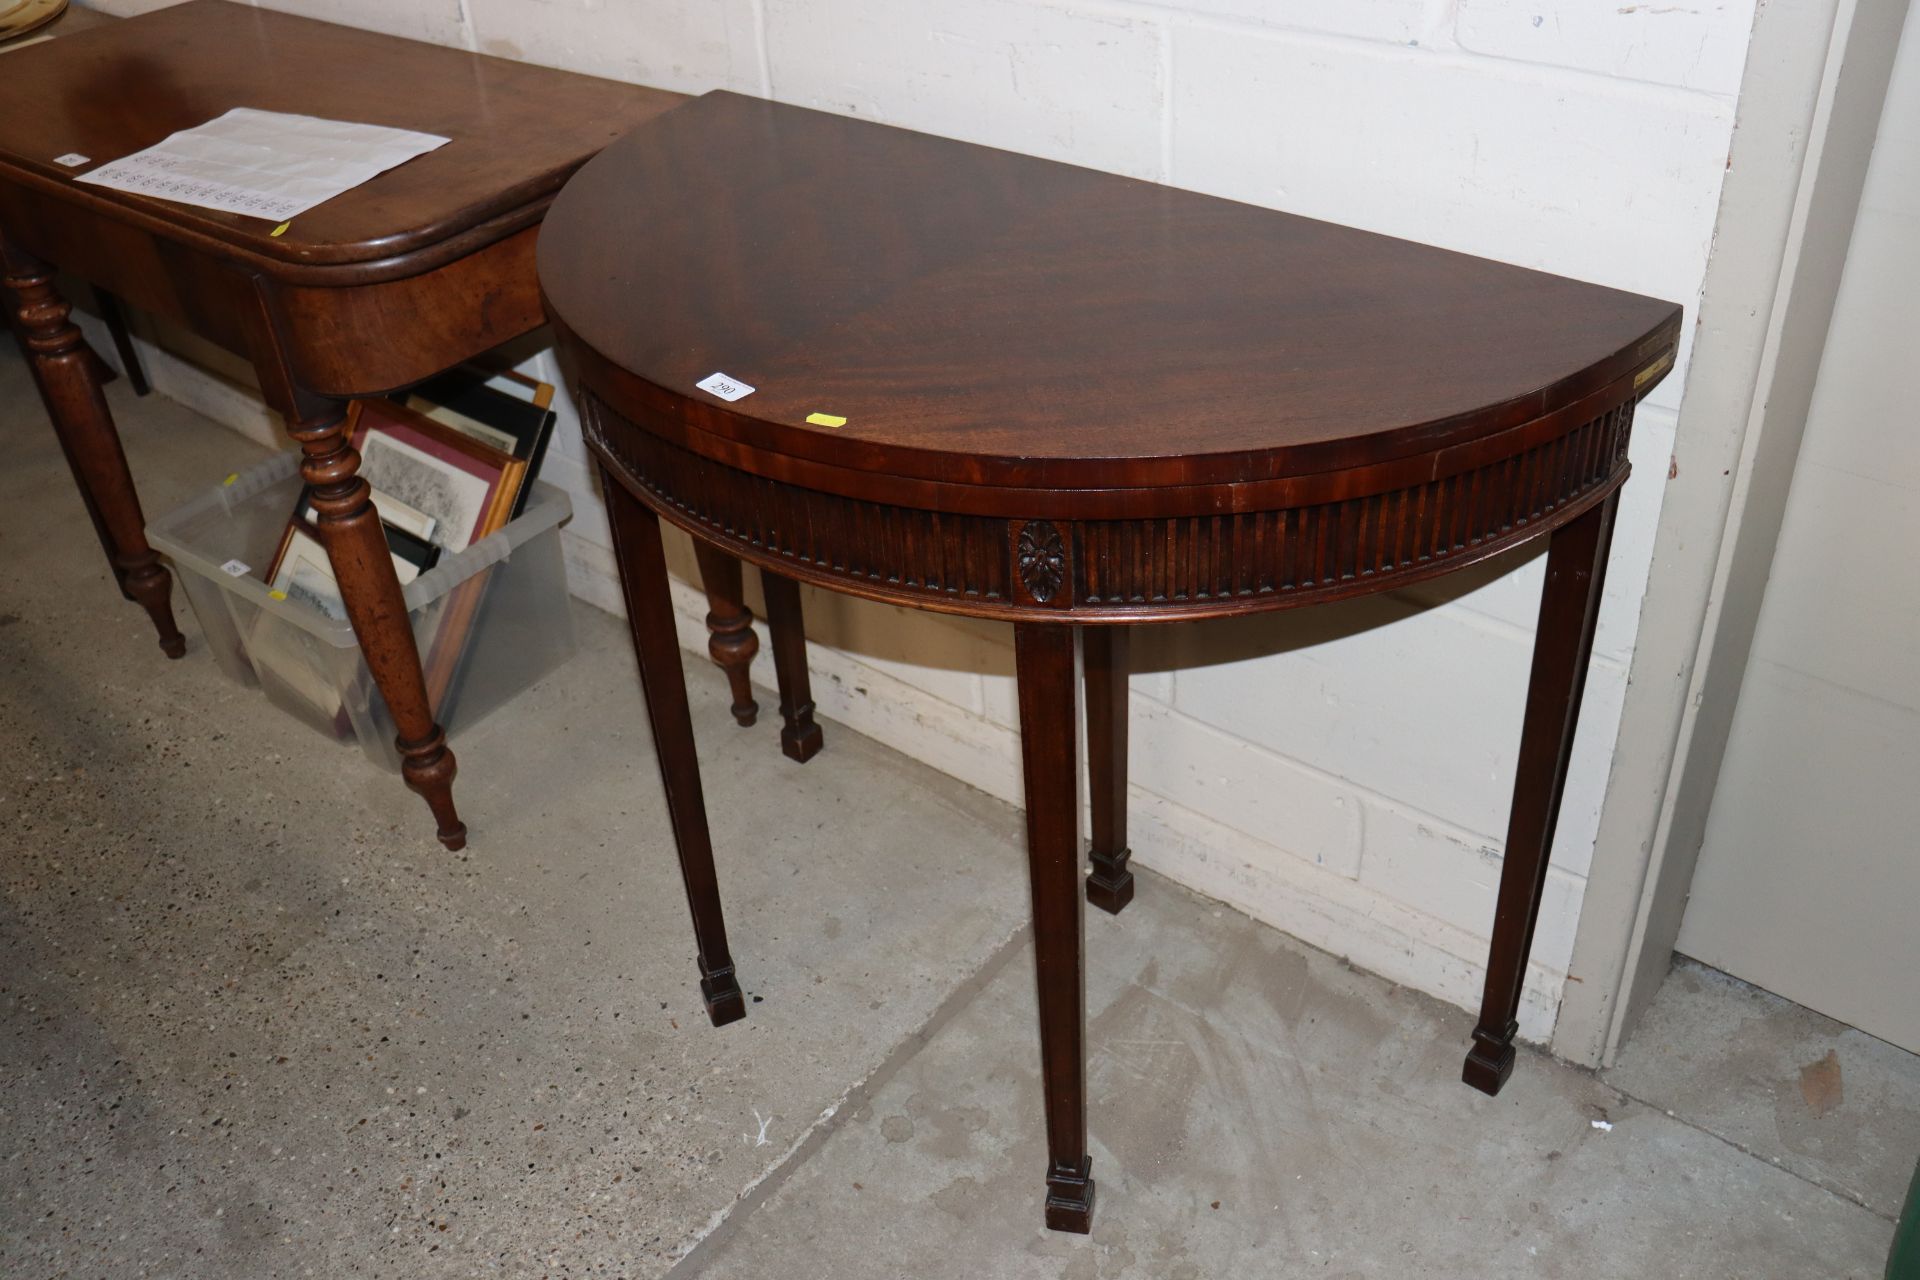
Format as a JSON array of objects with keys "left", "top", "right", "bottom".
[
  {"left": 541, "top": 91, "right": 1680, "bottom": 495},
  {"left": 0, "top": 0, "right": 682, "bottom": 276}
]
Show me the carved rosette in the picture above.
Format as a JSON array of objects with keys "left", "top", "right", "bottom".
[{"left": 1017, "top": 520, "right": 1067, "bottom": 604}]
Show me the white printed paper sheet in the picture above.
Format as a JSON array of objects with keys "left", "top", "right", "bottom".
[{"left": 74, "top": 107, "right": 450, "bottom": 222}]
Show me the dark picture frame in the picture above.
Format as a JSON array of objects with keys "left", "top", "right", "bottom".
[{"left": 399, "top": 365, "right": 556, "bottom": 518}]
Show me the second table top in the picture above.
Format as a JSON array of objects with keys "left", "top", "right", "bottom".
[{"left": 0, "top": 0, "right": 684, "bottom": 275}]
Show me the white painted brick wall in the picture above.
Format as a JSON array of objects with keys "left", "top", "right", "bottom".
[
  {"left": 465, "top": 0, "right": 764, "bottom": 94},
  {"left": 82, "top": 0, "right": 1757, "bottom": 1044},
  {"left": 764, "top": 0, "right": 1166, "bottom": 178},
  {"left": 1454, "top": 0, "right": 1752, "bottom": 96}
]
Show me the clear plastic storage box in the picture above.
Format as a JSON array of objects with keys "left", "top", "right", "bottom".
[{"left": 147, "top": 451, "right": 576, "bottom": 772}]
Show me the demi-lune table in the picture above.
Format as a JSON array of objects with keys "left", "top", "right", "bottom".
[
  {"left": 0, "top": 1, "right": 766, "bottom": 848},
  {"left": 540, "top": 90, "right": 1681, "bottom": 1232}
]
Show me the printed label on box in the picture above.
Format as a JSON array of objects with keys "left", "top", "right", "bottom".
[
  {"left": 696, "top": 372, "right": 755, "bottom": 402},
  {"left": 220, "top": 559, "right": 251, "bottom": 578}
]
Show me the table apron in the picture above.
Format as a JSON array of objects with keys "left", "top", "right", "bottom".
[
  {"left": 0, "top": 179, "right": 257, "bottom": 356},
  {"left": 0, "top": 180, "right": 547, "bottom": 397},
  {"left": 586, "top": 390, "right": 1637, "bottom": 624}
]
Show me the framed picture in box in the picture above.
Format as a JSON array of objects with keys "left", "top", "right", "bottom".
[
  {"left": 400, "top": 365, "right": 556, "bottom": 518},
  {"left": 265, "top": 518, "right": 439, "bottom": 624},
  {"left": 260, "top": 398, "right": 529, "bottom": 723},
  {"left": 265, "top": 400, "right": 524, "bottom": 601},
  {"left": 345, "top": 399, "right": 526, "bottom": 554},
  {"left": 254, "top": 517, "right": 443, "bottom": 733}
]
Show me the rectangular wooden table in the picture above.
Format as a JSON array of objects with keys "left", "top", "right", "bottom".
[{"left": 0, "top": 0, "right": 684, "bottom": 845}]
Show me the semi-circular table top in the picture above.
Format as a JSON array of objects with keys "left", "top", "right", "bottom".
[
  {"left": 542, "top": 90, "right": 1681, "bottom": 621},
  {"left": 542, "top": 91, "right": 1679, "bottom": 496}
]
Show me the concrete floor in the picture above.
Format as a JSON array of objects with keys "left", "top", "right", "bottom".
[{"left": 1, "top": 347, "right": 1910, "bottom": 1278}]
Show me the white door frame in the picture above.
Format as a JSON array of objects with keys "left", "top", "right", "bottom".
[{"left": 1551, "top": 0, "right": 1915, "bottom": 1068}]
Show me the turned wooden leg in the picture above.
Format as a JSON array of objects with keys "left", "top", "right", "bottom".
[
  {"left": 285, "top": 396, "right": 465, "bottom": 850},
  {"left": 605, "top": 472, "right": 745, "bottom": 1026},
  {"left": 759, "top": 569, "right": 823, "bottom": 763},
  {"left": 1015, "top": 623, "right": 1095, "bottom": 1234},
  {"left": 8, "top": 302, "right": 131, "bottom": 601},
  {"left": 1083, "top": 626, "right": 1134, "bottom": 914},
  {"left": 2, "top": 242, "right": 183, "bottom": 656},
  {"left": 1464, "top": 494, "right": 1619, "bottom": 1095},
  {"left": 692, "top": 540, "right": 760, "bottom": 727}
]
